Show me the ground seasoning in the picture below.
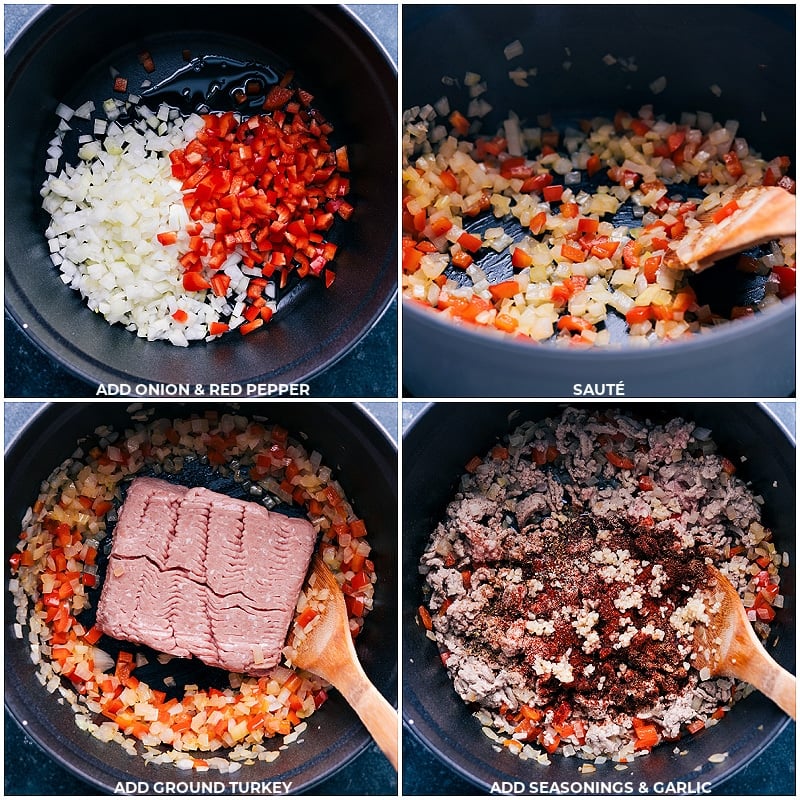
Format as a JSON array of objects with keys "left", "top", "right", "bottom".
[
  {"left": 420, "top": 407, "right": 786, "bottom": 763},
  {"left": 474, "top": 513, "right": 708, "bottom": 719}
]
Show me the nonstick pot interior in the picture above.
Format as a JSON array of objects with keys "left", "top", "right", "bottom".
[
  {"left": 5, "top": 5, "right": 397, "bottom": 389},
  {"left": 402, "top": 402, "right": 795, "bottom": 793},
  {"left": 5, "top": 402, "right": 397, "bottom": 794},
  {"left": 402, "top": 5, "right": 796, "bottom": 397}
]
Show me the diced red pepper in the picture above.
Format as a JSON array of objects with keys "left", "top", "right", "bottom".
[
  {"left": 520, "top": 173, "right": 554, "bottom": 194},
  {"left": 449, "top": 110, "right": 470, "bottom": 136},
  {"left": 346, "top": 595, "right": 367, "bottom": 617},
  {"left": 161, "top": 101, "right": 351, "bottom": 337},
  {"left": 210, "top": 273, "right": 231, "bottom": 297},
  {"left": 430, "top": 216, "right": 453, "bottom": 236},
  {"left": 626, "top": 305, "right": 653, "bottom": 326},
  {"left": 489, "top": 280, "right": 520, "bottom": 300},
  {"left": 543, "top": 184, "right": 564, "bottom": 202},
  {"left": 561, "top": 242, "right": 586, "bottom": 263},
  {"left": 500, "top": 156, "right": 533, "bottom": 180},
  {"left": 551, "top": 284, "right": 571, "bottom": 304},
  {"left": 720, "top": 456, "right": 737, "bottom": 475},
  {"left": 182, "top": 272, "right": 211, "bottom": 292},
  {"left": 457, "top": 231, "right": 483, "bottom": 253},
  {"left": 722, "top": 150, "right": 744, "bottom": 179},
  {"left": 263, "top": 85, "right": 294, "bottom": 111},
  {"left": 465, "top": 455, "right": 482, "bottom": 473},
  {"left": 449, "top": 295, "right": 492, "bottom": 322},
  {"left": 138, "top": 51, "right": 155, "bottom": 73},
  {"left": 511, "top": 247, "right": 532, "bottom": 268},
  {"left": 494, "top": 313, "right": 517, "bottom": 333},
  {"left": 296, "top": 607, "right": 318, "bottom": 629},
  {"left": 529, "top": 211, "right": 547, "bottom": 235},
  {"left": 642, "top": 255, "right": 661, "bottom": 283},
  {"left": 711, "top": 200, "right": 739, "bottom": 224},
  {"left": 83, "top": 624, "right": 103, "bottom": 645},
  {"left": 622, "top": 240, "right": 641, "bottom": 268},
  {"left": 556, "top": 315, "right": 594, "bottom": 334},
  {"left": 439, "top": 169, "right": 458, "bottom": 191},
  {"left": 590, "top": 239, "right": 619, "bottom": 259},
  {"left": 772, "top": 265, "right": 796, "bottom": 298},
  {"left": 239, "top": 318, "right": 264, "bottom": 335},
  {"left": 633, "top": 724, "right": 659, "bottom": 750},
  {"left": 670, "top": 286, "right": 696, "bottom": 314},
  {"left": 606, "top": 451, "right": 635, "bottom": 470},
  {"left": 418, "top": 605, "right": 433, "bottom": 630},
  {"left": 560, "top": 202, "right": 579, "bottom": 219},
  {"left": 686, "top": 719, "right": 706, "bottom": 735},
  {"left": 335, "top": 146, "right": 350, "bottom": 172},
  {"left": 451, "top": 250, "right": 473, "bottom": 269},
  {"left": 638, "top": 475, "right": 654, "bottom": 491},
  {"left": 402, "top": 241, "right": 425, "bottom": 273}
]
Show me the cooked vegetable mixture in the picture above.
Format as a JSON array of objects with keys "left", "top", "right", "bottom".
[
  {"left": 419, "top": 408, "right": 787, "bottom": 763},
  {"left": 9, "top": 408, "right": 375, "bottom": 773},
  {"left": 403, "top": 94, "right": 796, "bottom": 344}
]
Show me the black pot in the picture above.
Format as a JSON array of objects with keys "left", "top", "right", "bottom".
[
  {"left": 402, "top": 5, "right": 796, "bottom": 397},
  {"left": 5, "top": 401, "right": 397, "bottom": 794},
  {"left": 5, "top": 5, "right": 397, "bottom": 393},
  {"left": 402, "top": 402, "right": 795, "bottom": 793}
]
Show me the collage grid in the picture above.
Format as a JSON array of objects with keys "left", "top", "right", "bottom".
[{"left": 3, "top": 3, "right": 795, "bottom": 798}]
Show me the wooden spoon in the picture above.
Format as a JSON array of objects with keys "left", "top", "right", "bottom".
[
  {"left": 290, "top": 554, "right": 398, "bottom": 769},
  {"left": 693, "top": 565, "right": 795, "bottom": 719},
  {"left": 663, "top": 185, "right": 796, "bottom": 272}
]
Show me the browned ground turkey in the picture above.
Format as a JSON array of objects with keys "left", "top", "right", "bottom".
[{"left": 420, "top": 407, "right": 781, "bottom": 761}]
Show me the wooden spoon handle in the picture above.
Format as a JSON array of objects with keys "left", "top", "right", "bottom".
[
  {"left": 716, "top": 189, "right": 796, "bottom": 251},
  {"left": 336, "top": 669, "right": 398, "bottom": 769},
  {"left": 346, "top": 677, "right": 399, "bottom": 770},
  {"left": 733, "top": 628, "right": 796, "bottom": 720},
  {"left": 767, "top": 665, "right": 797, "bottom": 720},
  {"left": 738, "top": 655, "right": 796, "bottom": 720}
]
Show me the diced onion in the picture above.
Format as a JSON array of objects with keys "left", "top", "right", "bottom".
[{"left": 402, "top": 87, "right": 795, "bottom": 347}]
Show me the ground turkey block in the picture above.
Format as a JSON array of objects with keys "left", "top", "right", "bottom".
[{"left": 96, "top": 476, "right": 317, "bottom": 675}]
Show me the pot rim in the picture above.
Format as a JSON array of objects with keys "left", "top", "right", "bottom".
[
  {"left": 4, "top": 3, "right": 398, "bottom": 391},
  {"left": 401, "top": 401, "right": 795, "bottom": 793},
  {"left": 403, "top": 295, "right": 797, "bottom": 364},
  {"left": 4, "top": 400, "right": 398, "bottom": 794}
]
